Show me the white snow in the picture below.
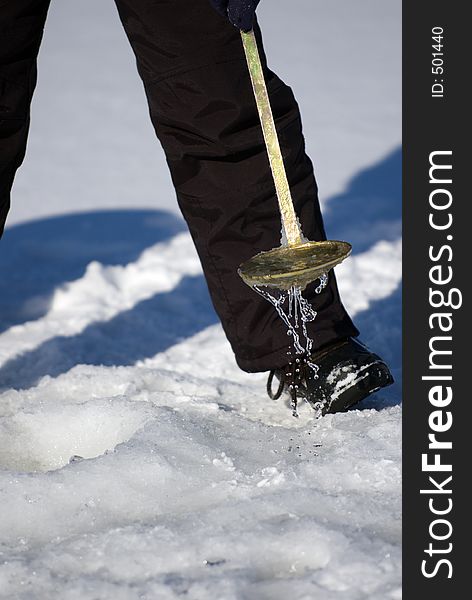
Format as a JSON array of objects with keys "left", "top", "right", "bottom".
[{"left": 0, "top": 1, "right": 401, "bottom": 598}]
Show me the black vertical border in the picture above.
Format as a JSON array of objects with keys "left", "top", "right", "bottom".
[{"left": 403, "top": 1, "right": 468, "bottom": 597}]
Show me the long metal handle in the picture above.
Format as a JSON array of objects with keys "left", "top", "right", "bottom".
[{"left": 241, "top": 30, "right": 303, "bottom": 247}]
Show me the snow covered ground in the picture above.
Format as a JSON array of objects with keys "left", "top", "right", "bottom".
[{"left": 0, "top": 1, "right": 401, "bottom": 598}]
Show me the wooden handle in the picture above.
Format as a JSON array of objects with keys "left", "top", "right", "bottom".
[{"left": 241, "top": 30, "right": 303, "bottom": 247}]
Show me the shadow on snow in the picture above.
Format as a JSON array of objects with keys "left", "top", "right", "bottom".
[
  {"left": 0, "top": 209, "right": 186, "bottom": 333},
  {"left": 0, "top": 148, "right": 401, "bottom": 398},
  {"left": 355, "top": 281, "right": 402, "bottom": 409},
  {"left": 0, "top": 274, "right": 218, "bottom": 391},
  {"left": 323, "top": 146, "right": 401, "bottom": 254}
]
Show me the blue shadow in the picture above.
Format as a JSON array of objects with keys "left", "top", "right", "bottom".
[
  {"left": 0, "top": 148, "right": 402, "bottom": 394},
  {"left": 0, "top": 274, "right": 218, "bottom": 391},
  {"left": 323, "top": 147, "right": 401, "bottom": 254},
  {"left": 0, "top": 210, "right": 186, "bottom": 333},
  {"left": 355, "top": 282, "right": 402, "bottom": 409}
]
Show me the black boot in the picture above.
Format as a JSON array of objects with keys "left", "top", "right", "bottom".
[{"left": 267, "top": 338, "right": 394, "bottom": 417}]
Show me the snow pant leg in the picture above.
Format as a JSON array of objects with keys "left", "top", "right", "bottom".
[
  {"left": 0, "top": 0, "right": 51, "bottom": 238},
  {"left": 114, "top": 0, "right": 359, "bottom": 372}
]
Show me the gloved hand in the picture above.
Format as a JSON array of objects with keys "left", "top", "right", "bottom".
[{"left": 209, "top": 1, "right": 261, "bottom": 32}]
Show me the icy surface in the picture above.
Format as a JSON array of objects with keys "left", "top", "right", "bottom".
[
  {"left": 0, "top": 1, "right": 401, "bottom": 598},
  {"left": 0, "top": 232, "right": 402, "bottom": 599}
]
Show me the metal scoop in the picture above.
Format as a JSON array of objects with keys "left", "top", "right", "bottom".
[{"left": 238, "top": 30, "right": 351, "bottom": 291}]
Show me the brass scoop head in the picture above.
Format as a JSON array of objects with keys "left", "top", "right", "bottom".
[
  {"left": 238, "top": 30, "right": 351, "bottom": 291},
  {"left": 238, "top": 240, "right": 352, "bottom": 291}
]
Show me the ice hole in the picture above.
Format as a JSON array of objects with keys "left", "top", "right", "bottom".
[{"left": 0, "top": 400, "right": 150, "bottom": 473}]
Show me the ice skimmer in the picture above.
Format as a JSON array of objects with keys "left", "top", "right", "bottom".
[{"left": 238, "top": 30, "right": 351, "bottom": 291}]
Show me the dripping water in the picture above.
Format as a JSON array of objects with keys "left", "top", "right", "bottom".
[{"left": 254, "top": 273, "right": 328, "bottom": 416}]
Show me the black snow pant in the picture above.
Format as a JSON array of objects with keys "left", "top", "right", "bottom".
[{"left": 0, "top": 0, "right": 358, "bottom": 372}]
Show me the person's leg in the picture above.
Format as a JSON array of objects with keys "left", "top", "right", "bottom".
[
  {"left": 0, "top": 0, "right": 51, "bottom": 238},
  {"left": 113, "top": 0, "right": 358, "bottom": 372}
]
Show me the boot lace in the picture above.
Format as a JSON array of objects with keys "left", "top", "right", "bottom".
[{"left": 267, "top": 357, "right": 309, "bottom": 417}]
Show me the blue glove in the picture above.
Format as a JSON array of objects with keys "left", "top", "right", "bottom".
[{"left": 209, "top": 1, "right": 261, "bottom": 32}]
